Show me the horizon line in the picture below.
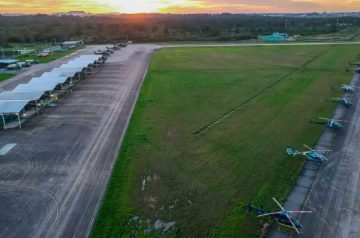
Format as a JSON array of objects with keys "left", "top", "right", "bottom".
[{"left": 1, "top": 11, "right": 360, "bottom": 15}]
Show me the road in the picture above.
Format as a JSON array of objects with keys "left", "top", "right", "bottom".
[{"left": 0, "top": 44, "right": 157, "bottom": 238}]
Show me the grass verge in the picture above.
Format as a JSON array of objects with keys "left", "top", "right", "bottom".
[{"left": 91, "top": 44, "right": 359, "bottom": 237}]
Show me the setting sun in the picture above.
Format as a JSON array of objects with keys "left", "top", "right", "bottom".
[{"left": 93, "top": 0, "right": 203, "bottom": 13}]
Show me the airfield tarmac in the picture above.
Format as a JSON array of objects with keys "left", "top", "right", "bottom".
[
  {"left": 266, "top": 73, "right": 360, "bottom": 238},
  {"left": 300, "top": 74, "right": 360, "bottom": 238},
  {"left": 1, "top": 42, "right": 360, "bottom": 238},
  {"left": 0, "top": 44, "right": 157, "bottom": 238}
]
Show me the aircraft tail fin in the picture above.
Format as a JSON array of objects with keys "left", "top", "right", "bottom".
[
  {"left": 247, "top": 204, "right": 267, "bottom": 215},
  {"left": 286, "top": 146, "right": 297, "bottom": 156}
]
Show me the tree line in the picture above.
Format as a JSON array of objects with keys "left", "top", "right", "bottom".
[{"left": 0, "top": 14, "right": 358, "bottom": 46}]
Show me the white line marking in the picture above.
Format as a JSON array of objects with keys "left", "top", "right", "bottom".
[{"left": 0, "top": 143, "right": 17, "bottom": 156}]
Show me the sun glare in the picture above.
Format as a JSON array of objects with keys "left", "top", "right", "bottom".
[{"left": 93, "top": 0, "right": 202, "bottom": 13}]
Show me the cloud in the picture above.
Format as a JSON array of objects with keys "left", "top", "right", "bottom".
[
  {"left": 0, "top": 0, "right": 113, "bottom": 13},
  {"left": 0, "top": 0, "right": 359, "bottom": 14},
  {"left": 160, "top": 0, "right": 360, "bottom": 13}
]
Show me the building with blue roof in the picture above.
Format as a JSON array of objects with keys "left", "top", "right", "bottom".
[{"left": 260, "top": 32, "right": 293, "bottom": 41}]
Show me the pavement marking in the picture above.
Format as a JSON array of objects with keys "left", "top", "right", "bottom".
[{"left": 0, "top": 143, "right": 17, "bottom": 156}]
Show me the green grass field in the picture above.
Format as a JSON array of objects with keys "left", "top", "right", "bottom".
[
  {"left": 91, "top": 45, "right": 360, "bottom": 237},
  {"left": 0, "top": 74, "right": 15, "bottom": 81},
  {"left": 14, "top": 48, "right": 78, "bottom": 64}
]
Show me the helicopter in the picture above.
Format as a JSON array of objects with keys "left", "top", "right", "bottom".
[
  {"left": 247, "top": 197, "right": 312, "bottom": 235},
  {"left": 340, "top": 84, "right": 358, "bottom": 93},
  {"left": 326, "top": 97, "right": 352, "bottom": 108},
  {"left": 286, "top": 145, "right": 329, "bottom": 163},
  {"left": 346, "top": 67, "right": 360, "bottom": 73},
  {"left": 310, "top": 117, "right": 344, "bottom": 130},
  {"left": 349, "top": 61, "right": 360, "bottom": 67}
]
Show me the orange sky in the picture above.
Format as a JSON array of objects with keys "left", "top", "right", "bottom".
[{"left": 0, "top": 0, "right": 360, "bottom": 14}]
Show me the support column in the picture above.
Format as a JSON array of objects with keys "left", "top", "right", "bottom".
[
  {"left": 1, "top": 114, "right": 6, "bottom": 130},
  {"left": 36, "top": 100, "right": 39, "bottom": 115},
  {"left": 17, "top": 113, "right": 22, "bottom": 129}
]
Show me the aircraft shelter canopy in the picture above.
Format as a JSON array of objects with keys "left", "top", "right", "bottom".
[
  {"left": 14, "top": 82, "right": 59, "bottom": 92},
  {"left": 30, "top": 75, "right": 68, "bottom": 85},
  {"left": 0, "top": 91, "right": 46, "bottom": 101},
  {"left": 0, "top": 100, "right": 31, "bottom": 114},
  {"left": 51, "top": 68, "right": 78, "bottom": 78}
]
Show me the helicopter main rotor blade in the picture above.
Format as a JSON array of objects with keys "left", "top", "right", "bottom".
[
  {"left": 334, "top": 119, "right": 348, "bottom": 122},
  {"left": 303, "top": 144, "right": 313, "bottom": 151},
  {"left": 285, "top": 213, "right": 301, "bottom": 235},
  {"left": 257, "top": 211, "right": 283, "bottom": 217},
  {"left": 272, "top": 197, "right": 285, "bottom": 211},
  {"left": 304, "top": 145, "right": 331, "bottom": 152},
  {"left": 288, "top": 210, "right": 313, "bottom": 215},
  {"left": 318, "top": 117, "right": 329, "bottom": 121}
]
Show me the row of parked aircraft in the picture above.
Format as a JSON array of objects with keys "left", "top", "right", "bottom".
[
  {"left": 289, "top": 83, "right": 357, "bottom": 164},
  {"left": 247, "top": 65, "right": 360, "bottom": 236}
]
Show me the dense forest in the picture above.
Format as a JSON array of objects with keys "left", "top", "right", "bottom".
[{"left": 0, "top": 14, "right": 359, "bottom": 45}]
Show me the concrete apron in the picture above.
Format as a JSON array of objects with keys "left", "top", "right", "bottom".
[{"left": 266, "top": 73, "right": 360, "bottom": 238}]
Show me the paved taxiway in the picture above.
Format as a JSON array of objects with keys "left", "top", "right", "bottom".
[
  {"left": 301, "top": 74, "right": 360, "bottom": 238},
  {"left": 0, "top": 44, "right": 157, "bottom": 238}
]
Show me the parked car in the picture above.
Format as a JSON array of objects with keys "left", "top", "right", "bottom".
[
  {"left": 18, "top": 62, "right": 31, "bottom": 67},
  {"left": 37, "top": 52, "right": 49, "bottom": 57},
  {"left": 7, "top": 64, "right": 21, "bottom": 70}
]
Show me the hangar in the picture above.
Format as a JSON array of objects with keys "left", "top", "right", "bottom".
[
  {"left": 0, "top": 54, "right": 106, "bottom": 129},
  {"left": 0, "top": 100, "right": 36, "bottom": 129}
]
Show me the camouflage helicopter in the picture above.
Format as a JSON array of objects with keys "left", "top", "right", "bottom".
[
  {"left": 286, "top": 145, "right": 329, "bottom": 163},
  {"left": 247, "top": 197, "right": 312, "bottom": 235},
  {"left": 310, "top": 117, "right": 344, "bottom": 130},
  {"left": 346, "top": 67, "right": 360, "bottom": 73},
  {"left": 349, "top": 61, "right": 360, "bottom": 67},
  {"left": 340, "top": 84, "right": 359, "bottom": 93},
  {"left": 326, "top": 97, "right": 352, "bottom": 108}
]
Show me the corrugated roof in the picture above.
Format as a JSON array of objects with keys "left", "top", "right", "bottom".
[
  {"left": 0, "top": 91, "right": 45, "bottom": 101},
  {"left": 0, "top": 59, "right": 18, "bottom": 64},
  {"left": 0, "top": 55, "right": 103, "bottom": 116},
  {"left": 62, "top": 41, "right": 81, "bottom": 44},
  {"left": 41, "top": 72, "right": 63, "bottom": 78},
  {"left": 14, "top": 82, "right": 58, "bottom": 92},
  {"left": 78, "top": 55, "right": 102, "bottom": 61},
  {"left": 65, "top": 61, "right": 91, "bottom": 68},
  {"left": 51, "top": 68, "right": 78, "bottom": 78},
  {"left": 59, "top": 64, "right": 85, "bottom": 71},
  {"left": 0, "top": 100, "right": 30, "bottom": 114},
  {"left": 31, "top": 75, "right": 68, "bottom": 84}
]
